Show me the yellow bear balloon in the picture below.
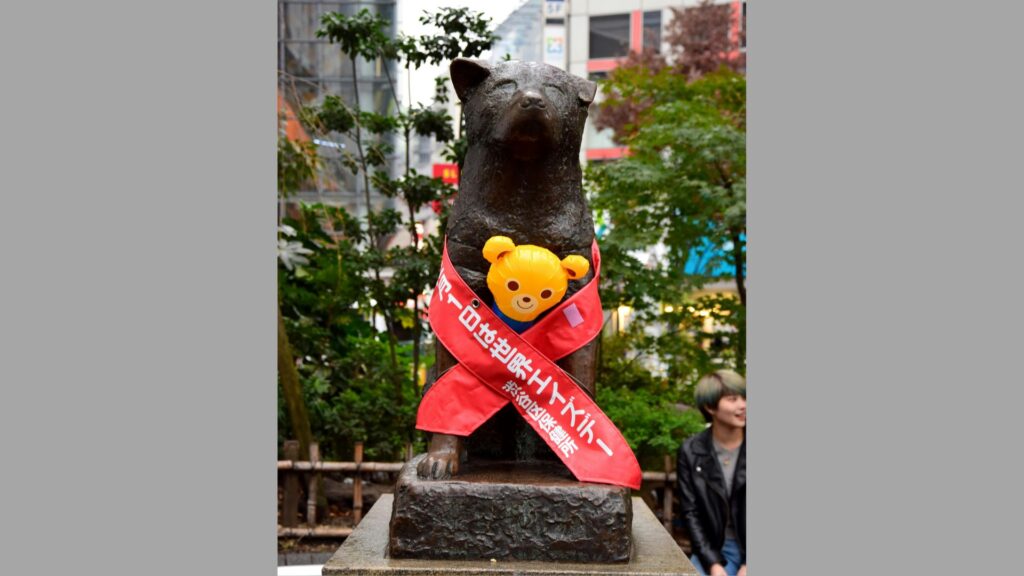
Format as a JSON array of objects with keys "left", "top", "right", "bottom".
[{"left": 483, "top": 236, "right": 590, "bottom": 326}]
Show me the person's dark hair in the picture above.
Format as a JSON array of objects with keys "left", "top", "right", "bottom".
[{"left": 694, "top": 370, "right": 746, "bottom": 423}]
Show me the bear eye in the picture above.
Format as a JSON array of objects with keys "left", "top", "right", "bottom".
[
  {"left": 507, "top": 280, "right": 520, "bottom": 291},
  {"left": 540, "top": 289, "right": 553, "bottom": 299}
]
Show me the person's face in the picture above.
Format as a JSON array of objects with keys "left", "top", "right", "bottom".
[{"left": 709, "top": 393, "right": 746, "bottom": 429}]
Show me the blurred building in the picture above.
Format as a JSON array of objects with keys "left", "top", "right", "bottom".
[
  {"left": 277, "top": 0, "right": 401, "bottom": 222},
  {"left": 488, "top": 0, "right": 569, "bottom": 68},
  {"left": 567, "top": 0, "right": 745, "bottom": 163},
  {"left": 488, "top": 0, "right": 745, "bottom": 163},
  {"left": 490, "top": 0, "right": 544, "bottom": 64}
]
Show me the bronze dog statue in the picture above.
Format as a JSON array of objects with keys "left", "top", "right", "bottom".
[{"left": 418, "top": 58, "right": 599, "bottom": 480}]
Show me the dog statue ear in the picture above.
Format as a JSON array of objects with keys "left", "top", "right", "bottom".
[
  {"left": 577, "top": 78, "right": 597, "bottom": 105},
  {"left": 451, "top": 58, "right": 492, "bottom": 103},
  {"left": 483, "top": 236, "right": 516, "bottom": 264}
]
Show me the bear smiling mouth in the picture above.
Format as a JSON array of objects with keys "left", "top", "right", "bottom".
[{"left": 513, "top": 299, "right": 537, "bottom": 313}]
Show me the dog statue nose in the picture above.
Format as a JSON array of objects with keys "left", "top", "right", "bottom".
[{"left": 520, "top": 91, "right": 546, "bottom": 109}]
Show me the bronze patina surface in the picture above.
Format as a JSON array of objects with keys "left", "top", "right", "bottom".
[
  {"left": 390, "top": 456, "right": 631, "bottom": 562},
  {"left": 326, "top": 494, "right": 697, "bottom": 576}
]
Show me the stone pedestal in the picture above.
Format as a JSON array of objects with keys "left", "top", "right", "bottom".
[
  {"left": 389, "top": 455, "right": 632, "bottom": 563},
  {"left": 323, "top": 493, "right": 697, "bottom": 576}
]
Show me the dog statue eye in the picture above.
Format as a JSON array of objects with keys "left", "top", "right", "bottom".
[
  {"left": 543, "top": 84, "right": 565, "bottom": 101},
  {"left": 540, "top": 289, "right": 553, "bottom": 299},
  {"left": 507, "top": 280, "right": 520, "bottom": 291},
  {"left": 493, "top": 79, "right": 517, "bottom": 95}
]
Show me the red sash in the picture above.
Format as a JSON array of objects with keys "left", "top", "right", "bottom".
[{"left": 417, "top": 239, "right": 642, "bottom": 489}]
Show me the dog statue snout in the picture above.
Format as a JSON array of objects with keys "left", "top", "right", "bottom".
[{"left": 519, "top": 90, "right": 546, "bottom": 109}]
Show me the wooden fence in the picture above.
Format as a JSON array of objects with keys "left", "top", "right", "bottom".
[{"left": 277, "top": 441, "right": 679, "bottom": 538}]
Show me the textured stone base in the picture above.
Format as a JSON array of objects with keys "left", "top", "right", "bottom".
[
  {"left": 387, "top": 455, "right": 632, "bottom": 562},
  {"left": 324, "top": 494, "right": 697, "bottom": 576}
]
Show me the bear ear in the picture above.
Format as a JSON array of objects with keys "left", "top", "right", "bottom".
[
  {"left": 451, "top": 58, "right": 492, "bottom": 103},
  {"left": 577, "top": 78, "right": 597, "bottom": 105},
  {"left": 483, "top": 236, "right": 516, "bottom": 264},
  {"left": 561, "top": 255, "right": 590, "bottom": 280}
]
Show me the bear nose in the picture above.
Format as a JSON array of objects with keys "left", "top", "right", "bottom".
[
  {"left": 520, "top": 91, "right": 546, "bottom": 109},
  {"left": 522, "top": 296, "right": 532, "bottom": 303}
]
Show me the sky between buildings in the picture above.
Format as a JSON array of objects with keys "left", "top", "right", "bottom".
[{"left": 397, "top": 0, "right": 526, "bottom": 108}]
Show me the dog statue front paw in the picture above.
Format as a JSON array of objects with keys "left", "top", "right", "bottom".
[{"left": 417, "top": 433, "right": 465, "bottom": 480}]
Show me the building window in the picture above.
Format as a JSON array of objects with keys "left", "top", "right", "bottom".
[
  {"left": 643, "top": 11, "right": 661, "bottom": 53},
  {"left": 589, "top": 14, "right": 630, "bottom": 59}
]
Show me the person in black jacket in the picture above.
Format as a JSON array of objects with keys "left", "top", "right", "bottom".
[{"left": 677, "top": 370, "right": 746, "bottom": 576}]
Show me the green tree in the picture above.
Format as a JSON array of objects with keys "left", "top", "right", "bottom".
[
  {"left": 313, "top": 7, "right": 496, "bottom": 396},
  {"left": 588, "top": 2, "right": 746, "bottom": 425},
  {"left": 276, "top": 7, "right": 497, "bottom": 460},
  {"left": 277, "top": 136, "right": 319, "bottom": 460},
  {"left": 277, "top": 201, "right": 420, "bottom": 459},
  {"left": 590, "top": 67, "right": 746, "bottom": 367},
  {"left": 596, "top": 322, "right": 709, "bottom": 467}
]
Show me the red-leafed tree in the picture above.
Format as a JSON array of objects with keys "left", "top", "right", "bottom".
[
  {"left": 667, "top": 0, "right": 745, "bottom": 80},
  {"left": 595, "top": 0, "right": 745, "bottom": 142}
]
